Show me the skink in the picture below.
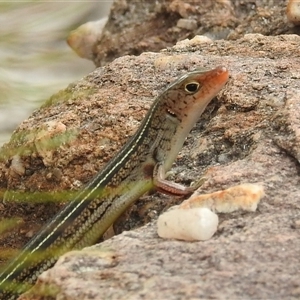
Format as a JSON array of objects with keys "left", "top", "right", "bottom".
[{"left": 0, "top": 66, "right": 229, "bottom": 299}]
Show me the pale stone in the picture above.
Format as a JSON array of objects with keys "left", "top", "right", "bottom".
[{"left": 157, "top": 207, "right": 218, "bottom": 241}]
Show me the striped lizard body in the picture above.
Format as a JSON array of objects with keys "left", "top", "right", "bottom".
[{"left": 0, "top": 66, "right": 229, "bottom": 299}]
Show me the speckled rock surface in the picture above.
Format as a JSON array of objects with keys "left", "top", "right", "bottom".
[
  {"left": 0, "top": 33, "right": 299, "bottom": 299},
  {"left": 90, "top": 0, "right": 299, "bottom": 66}
]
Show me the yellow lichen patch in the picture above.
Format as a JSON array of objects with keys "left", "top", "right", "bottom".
[{"left": 180, "top": 183, "right": 264, "bottom": 213}]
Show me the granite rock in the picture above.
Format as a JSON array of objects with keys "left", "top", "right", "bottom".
[{"left": 0, "top": 32, "right": 298, "bottom": 299}]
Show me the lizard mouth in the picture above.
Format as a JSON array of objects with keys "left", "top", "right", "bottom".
[{"left": 166, "top": 108, "right": 177, "bottom": 117}]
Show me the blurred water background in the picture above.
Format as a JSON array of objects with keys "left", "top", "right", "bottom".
[{"left": 0, "top": 1, "right": 112, "bottom": 147}]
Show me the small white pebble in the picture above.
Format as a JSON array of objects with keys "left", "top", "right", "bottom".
[
  {"left": 157, "top": 207, "right": 218, "bottom": 241},
  {"left": 287, "top": 0, "right": 300, "bottom": 25},
  {"left": 10, "top": 155, "right": 25, "bottom": 175},
  {"left": 173, "top": 35, "right": 213, "bottom": 50},
  {"left": 176, "top": 18, "right": 197, "bottom": 30}
]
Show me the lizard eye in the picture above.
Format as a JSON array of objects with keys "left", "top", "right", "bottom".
[{"left": 185, "top": 82, "right": 200, "bottom": 94}]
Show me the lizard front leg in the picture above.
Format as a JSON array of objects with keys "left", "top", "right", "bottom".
[{"left": 153, "top": 162, "right": 206, "bottom": 196}]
